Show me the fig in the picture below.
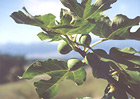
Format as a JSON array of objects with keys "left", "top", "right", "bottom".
[
  {"left": 57, "top": 42, "right": 72, "bottom": 54},
  {"left": 80, "top": 34, "right": 91, "bottom": 46},
  {"left": 67, "top": 58, "right": 83, "bottom": 70}
]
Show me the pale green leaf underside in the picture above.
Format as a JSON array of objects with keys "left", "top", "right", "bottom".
[{"left": 37, "top": 32, "right": 62, "bottom": 42}]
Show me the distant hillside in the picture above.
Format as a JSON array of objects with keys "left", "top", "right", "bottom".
[{"left": 0, "top": 40, "right": 140, "bottom": 59}]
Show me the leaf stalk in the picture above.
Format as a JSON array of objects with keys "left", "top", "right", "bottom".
[{"left": 85, "top": 39, "right": 107, "bottom": 52}]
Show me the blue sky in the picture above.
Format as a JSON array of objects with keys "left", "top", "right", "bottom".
[{"left": 0, "top": 0, "right": 140, "bottom": 44}]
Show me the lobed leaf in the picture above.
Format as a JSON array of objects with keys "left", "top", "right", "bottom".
[
  {"left": 119, "top": 70, "right": 140, "bottom": 98},
  {"left": 11, "top": 0, "right": 118, "bottom": 38},
  {"left": 109, "top": 47, "right": 140, "bottom": 69},
  {"left": 22, "top": 59, "right": 86, "bottom": 99},
  {"left": 60, "top": 0, "right": 117, "bottom": 20},
  {"left": 92, "top": 48, "right": 140, "bottom": 98},
  {"left": 10, "top": 11, "right": 43, "bottom": 26},
  {"left": 92, "top": 14, "right": 140, "bottom": 40},
  {"left": 60, "top": 0, "right": 84, "bottom": 18},
  {"left": 85, "top": 51, "right": 110, "bottom": 79}
]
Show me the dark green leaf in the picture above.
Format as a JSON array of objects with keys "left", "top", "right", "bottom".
[
  {"left": 119, "top": 70, "right": 140, "bottom": 98},
  {"left": 93, "top": 0, "right": 117, "bottom": 11},
  {"left": 112, "top": 87, "right": 128, "bottom": 99},
  {"left": 60, "top": 0, "right": 117, "bottom": 20},
  {"left": 109, "top": 47, "right": 140, "bottom": 69},
  {"left": 92, "top": 15, "right": 113, "bottom": 38},
  {"left": 10, "top": 11, "right": 43, "bottom": 26},
  {"left": 92, "top": 14, "right": 140, "bottom": 40},
  {"left": 84, "top": 0, "right": 117, "bottom": 20},
  {"left": 60, "top": 0, "right": 84, "bottom": 18},
  {"left": 85, "top": 51, "right": 110, "bottom": 79},
  {"left": 60, "top": 8, "right": 73, "bottom": 25},
  {"left": 22, "top": 59, "right": 86, "bottom": 98},
  {"left": 130, "top": 27, "right": 140, "bottom": 40}
]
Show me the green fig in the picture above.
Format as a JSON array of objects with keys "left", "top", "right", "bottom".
[
  {"left": 80, "top": 34, "right": 91, "bottom": 46},
  {"left": 57, "top": 42, "right": 72, "bottom": 54},
  {"left": 67, "top": 58, "right": 83, "bottom": 70}
]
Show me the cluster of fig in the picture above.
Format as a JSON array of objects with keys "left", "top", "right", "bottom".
[
  {"left": 57, "top": 34, "right": 92, "bottom": 54},
  {"left": 57, "top": 34, "right": 92, "bottom": 70}
]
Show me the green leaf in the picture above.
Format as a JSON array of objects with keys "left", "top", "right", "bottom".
[
  {"left": 60, "top": 8, "right": 73, "bottom": 25},
  {"left": 109, "top": 47, "right": 140, "bottom": 69},
  {"left": 52, "top": 19, "right": 96, "bottom": 35},
  {"left": 103, "top": 84, "right": 128, "bottom": 99},
  {"left": 67, "top": 68, "right": 86, "bottom": 85},
  {"left": 22, "top": 59, "right": 86, "bottom": 98},
  {"left": 93, "top": 0, "right": 117, "bottom": 11},
  {"left": 11, "top": 0, "right": 117, "bottom": 37},
  {"left": 22, "top": 59, "right": 67, "bottom": 79},
  {"left": 130, "top": 27, "right": 140, "bottom": 40},
  {"left": 84, "top": 0, "right": 117, "bottom": 20},
  {"left": 126, "top": 70, "right": 140, "bottom": 83},
  {"left": 92, "top": 14, "right": 140, "bottom": 40},
  {"left": 92, "top": 15, "right": 113, "bottom": 38},
  {"left": 60, "top": 0, "right": 117, "bottom": 20},
  {"left": 10, "top": 11, "right": 43, "bottom": 26},
  {"left": 85, "top": 51, "right": 110, "bottom": 79},
  {"left": 67, "top": 19, "right": 96, "bottom": 34},
  {"left": 60, "top": 0, "right": 84, "bottom": 18},
  {"left": 11, "top": 9, "right": 56, "bottom": 28},
  {"left": 37, "top": 32, "right": 62, "bottom": 42},
  {"left": 92, "top": 47, "right": 140, "bottom": 70},
  {"left": 119, "top": 70, "right": 140, "bottom": 98},
  {"left": 112, "top": 87, "right": 128, "bottom": 99},
  {"left": 35, "top": 14, "right": 56, "bottom": 27}
]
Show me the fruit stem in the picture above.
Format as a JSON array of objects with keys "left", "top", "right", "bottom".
[
  {"left": 65, "top": 35, "right": 86, "bottom": 57},
  {"left": 85, "top": 39, "right": 107, "bottom": 52},
  {"left": 65, "top": 35, "right": 75, "bottom": 50}
]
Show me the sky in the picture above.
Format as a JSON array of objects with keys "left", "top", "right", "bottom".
[{"left": 0, "top": 0, "right": 140, "bottom": 44}]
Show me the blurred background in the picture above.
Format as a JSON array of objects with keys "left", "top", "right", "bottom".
[{"left": 0, "top": 0, "right": 140, "bottom": 99}]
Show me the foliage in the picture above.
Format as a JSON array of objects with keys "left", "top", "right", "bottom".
[{"left": 11, "top": 0, "right": 140, "bottom": 99}]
